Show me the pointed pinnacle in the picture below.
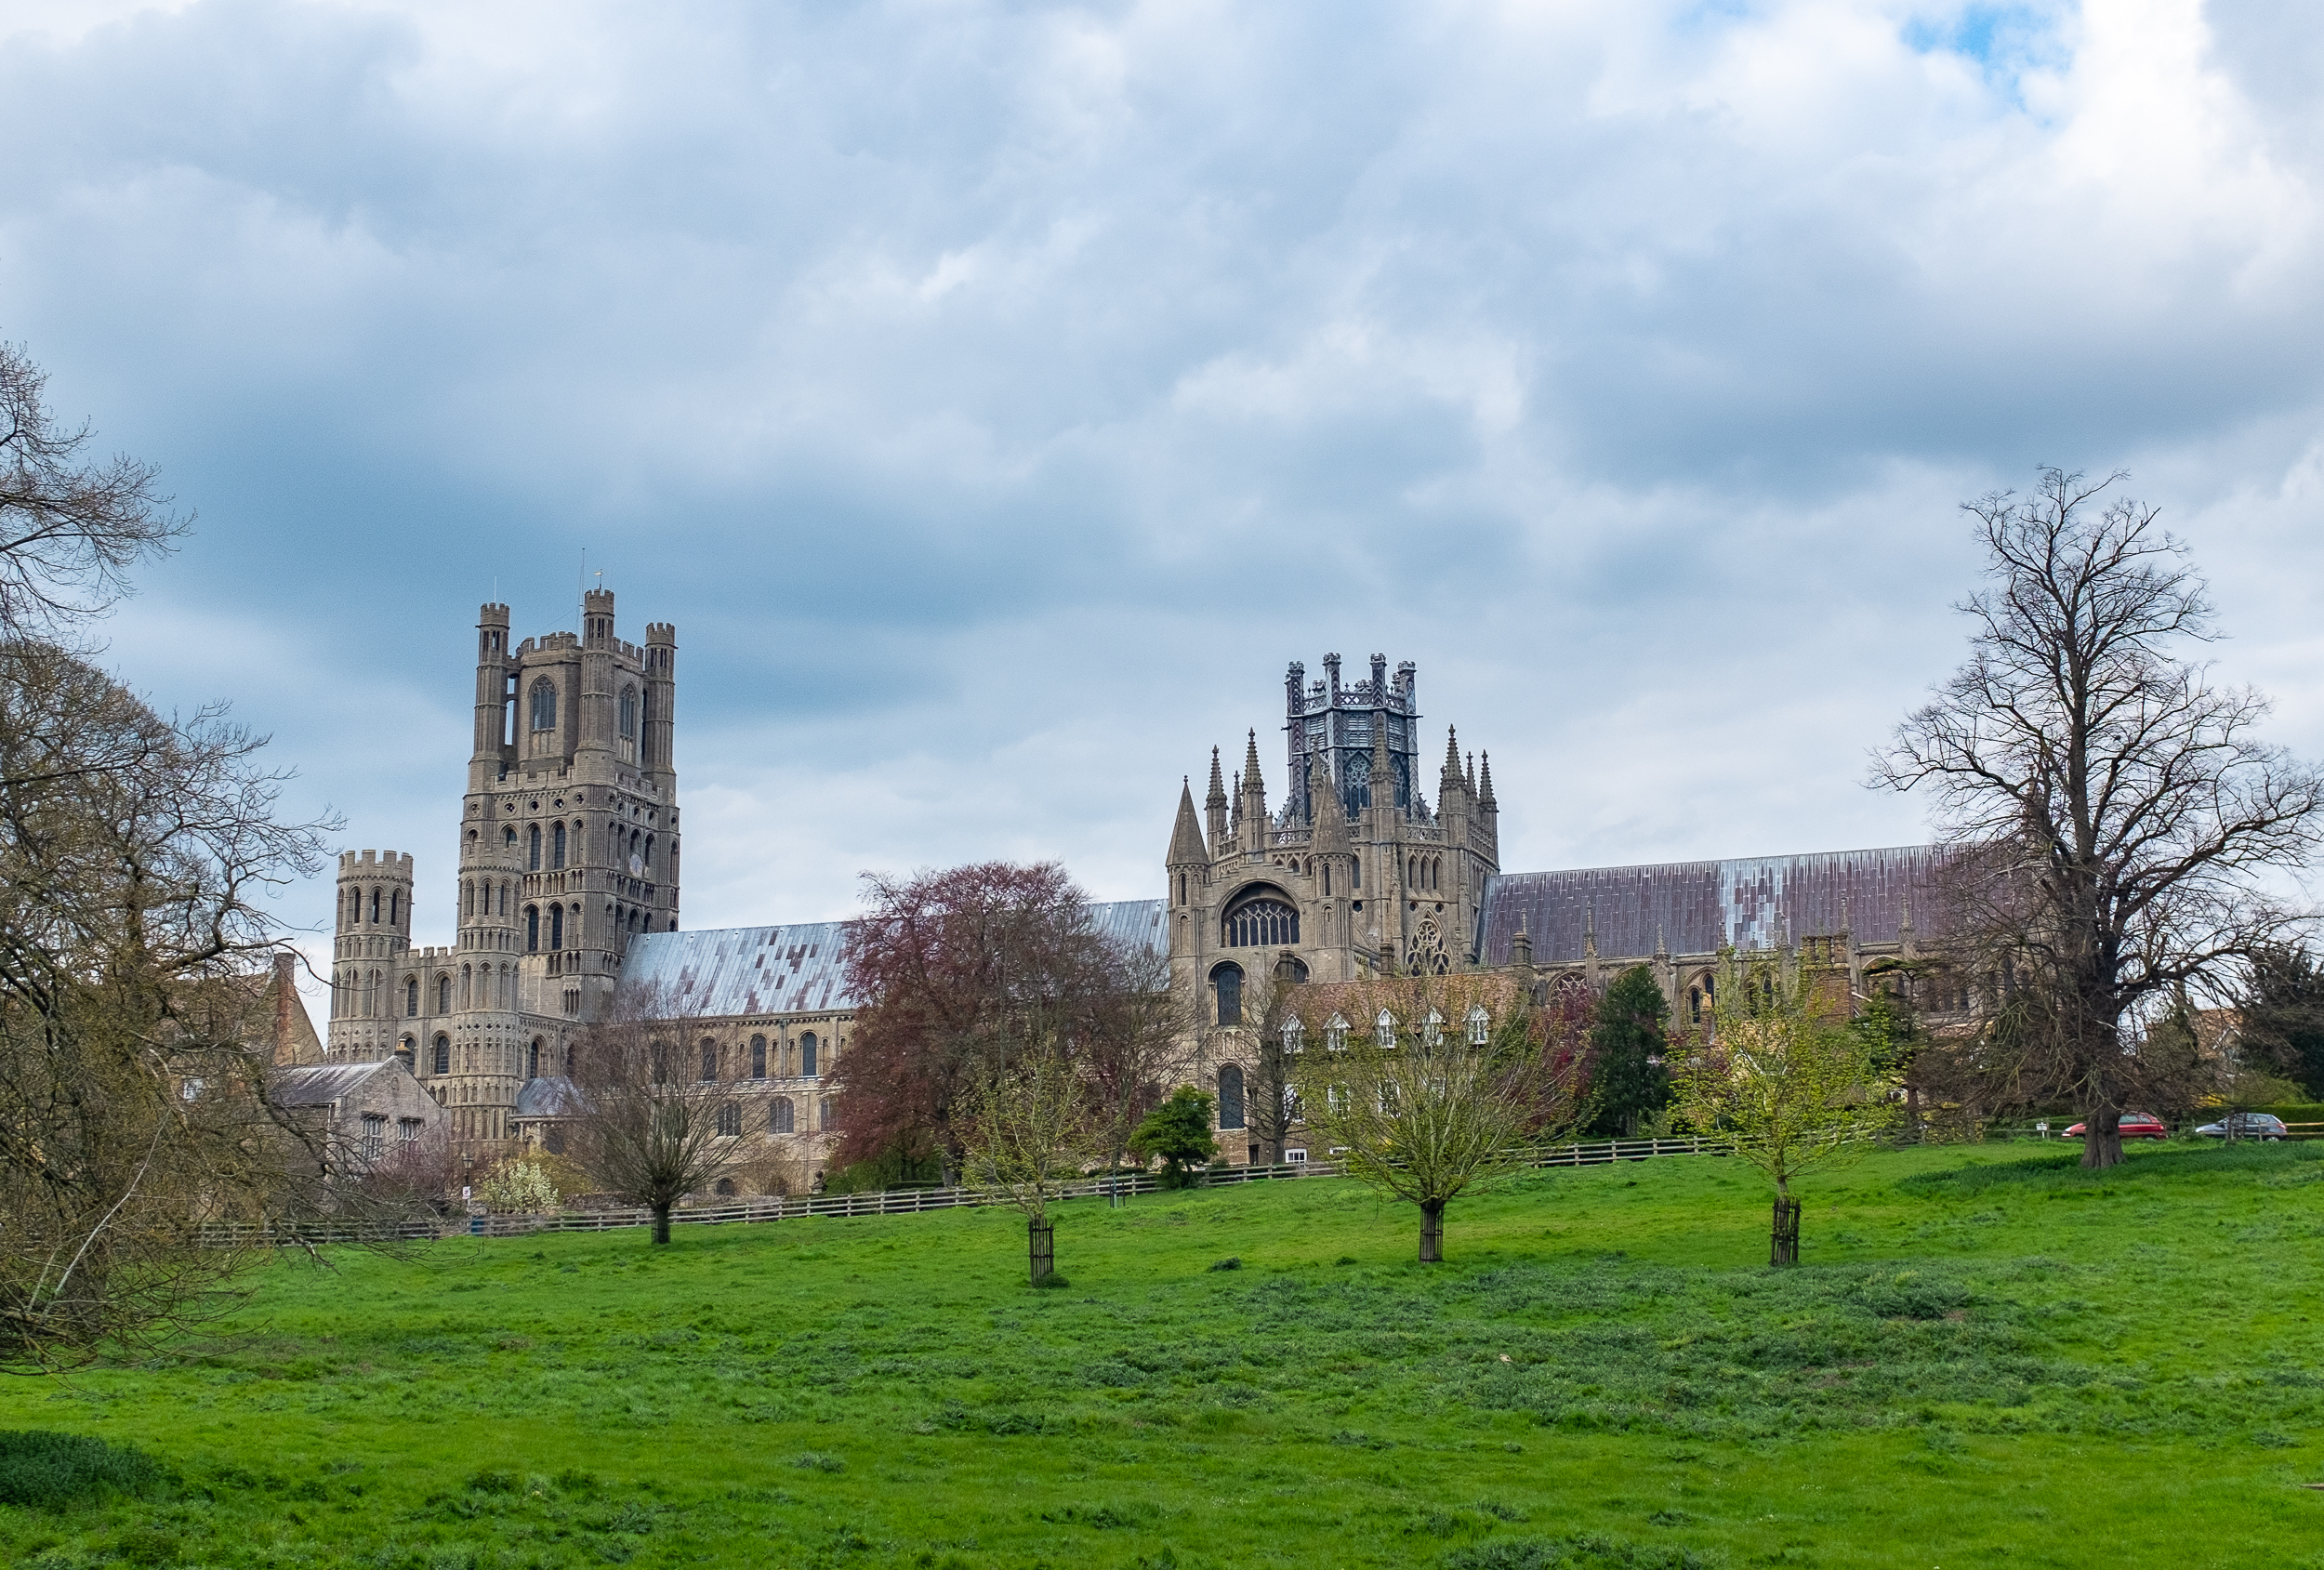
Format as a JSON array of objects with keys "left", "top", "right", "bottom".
[
  {"left": 1206, "top": 745, "right": 1226, "bottom": 807},
  {"left": 1243, "top": 727, "right": 1264, "bottom": 792},
  {"left": 1479, "top": 752, "right": 1496, "bottom": 806}
]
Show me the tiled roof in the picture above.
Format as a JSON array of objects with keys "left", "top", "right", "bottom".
[
  {"left": 615, "top": 900, "right": 1168, "bottom": 1020},
  {"left": 1478, "top": 845, "right": 1945, "bottom": 967},
  {"left": 269, "top": 1060, "right": 395, "bottom": 1107}
]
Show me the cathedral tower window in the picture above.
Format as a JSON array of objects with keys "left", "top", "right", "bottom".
[
  {"left": 1209, "top": 963, "right": 1244, "bottom": 1027},
  {"left": 437, "top": 974, "right": 452, "bottom": 1013},
  {"left": 390, "top": 890, "right": 401, "bottom": 925},
  {"left": 1222, "top": 890, "right": 1299, "bottom": 948},
  {"left": 431, "top": 1035, "right": 451, "bottom": 1075},
  {"left": 460, "top": 966, "right": 472, "bottom": 1008},
  {"left": 1218, "top": 1063, "right": 1246, "bottom": 1129},
  {"left": 528, "top": 825, "right": 542, "bottom": 870},
  {"left": 405, "top": 977, "right": 419, "bottom": 1017},
  {"left": 800, "top": 1033, "right": 819, "bottom": 1076},
  {"left": 750, "top": 1035, "right": 767, "bottom": 1078},
  {"left": 818, "top": 1096, "right": 836, "bottom": 1131},
  {"left": 643, "top": 834, "right": 654, "bottom": 869},
  {"left": 549, "top": 904, "right": 564, "bottom": 950},
  {"left": 771, "top": 1097, "right": 795, "bottom": 1134},
  {"left": 529, "top": 679, "right": 557, "bottom": 732},
  {"left": 369, "top": 888, "right": 380, "bottom": 923},
  {"left": 525, "top": 905, "right": 540, "bottom": 952},
  {"left": 552, "top": 823, "right": 566, "bottom": 869}
]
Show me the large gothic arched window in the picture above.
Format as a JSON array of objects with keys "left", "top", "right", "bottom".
[
  {"left": 619, "top": 685, "right": 637, "bottom": 738},
  {"left": 1222, "top": 890, "right": 1300, "bottom": 948},
  {"left": 529, "top": 679, "right": 557, "bottom": 732}
]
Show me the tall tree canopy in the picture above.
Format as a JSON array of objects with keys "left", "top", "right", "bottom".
[
  {"left": 833, "top": 862, "right": 1181, "bottom": 1181},
  {"left": 1872, "top": 469, "right": 2323, "bottom": 1168},
  {"left": 1587, "top": 966, "right": 1671, "bottom": 1137}
]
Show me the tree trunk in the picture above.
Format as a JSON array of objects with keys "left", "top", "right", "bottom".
[
  {"left": 1770, "top": 1194, "right": 1801, "bottom": 1266},
  {"left": 1027, "top": 1216, "right": 1054, "bottom": 1284},
  {"left": 1418, "top": 1198, "right": 1445, "bottom": 1263},
  {"left": 2080, "top": 1108, "right": 2124, "bottom": 1170},
  {"left": 651, "top": 1205, "right": 671, "bottom": 1246}
]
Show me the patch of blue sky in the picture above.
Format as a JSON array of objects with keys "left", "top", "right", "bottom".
[{"left": 1902, "top": 3, "right": 2073, "bottom": 100}]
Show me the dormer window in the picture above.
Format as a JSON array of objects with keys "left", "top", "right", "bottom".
[
  {"left": 1422, "top": 1009, "right": 1444, "bottom": 1048},
  {"left": 1466, "top": 1004, "right": 1490, "bottom": 1045},
  {"left": 1376, "top": 1009, "right": 1396, "bottom": 1049},
  {"left": 1324, "top": 1013, "right": 1348, "bottom": 1051},
  {"left": 1282, "top": 1015, "right": 1304, "bottom": 1054}
]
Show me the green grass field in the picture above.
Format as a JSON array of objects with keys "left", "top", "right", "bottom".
[{"left": 4, "top": 1140, "right": 2321, "bottom": 1570}]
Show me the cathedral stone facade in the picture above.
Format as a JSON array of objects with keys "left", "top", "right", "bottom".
[
  {"left": 320, "top": 613, "right": 1959, "bottom": 1185},
  {"left": 325, "top": 593, "right": 682, "bottom": 1144},
  {"left": 1167, "top": 653, "right": 1501, "bottom": 1032}
]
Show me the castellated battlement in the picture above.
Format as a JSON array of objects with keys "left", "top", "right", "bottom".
[
  {"left": 414, "top": 944, "right": 456, "bottom": 961},
  {"left": 338, "top": 850, "right": 415, "bottom": 875},
  {"left": 513, "top": 631, "right": 582, "bottom": 656},
  {"left": 645, "top": 623, "right": 676, "bottom": 644},
  {"left": 478, "top": 602, "right": 510, "bottom": 626}
]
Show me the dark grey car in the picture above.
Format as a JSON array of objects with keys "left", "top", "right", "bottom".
[{"left": 2194, "top": 1113, "right": 2289, "bottom": 1141}]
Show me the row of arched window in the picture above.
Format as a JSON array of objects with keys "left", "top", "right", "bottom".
[
  {"left": 343, "top": 886, "right": 403, "bottom": 929},
  {"left": 692, "top": 1032, "right": 825, "bottom": 1081},
  {"left": 706, "top": 1097, "right": 836, "bottom": 1137},
  {"left": 524, "top": 679, "right": 648, "bottom": 745},
  {"left": 1406, "top": 854, "right": 1444, "bottom": 891}
]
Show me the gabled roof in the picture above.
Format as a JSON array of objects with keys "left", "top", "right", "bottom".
[
  {"left": 1479, "top": 845, "right": 1944, "bottom": 967},
  {"left": 615, "top": 900, "right": 1169, "bottom": 1020},
  {"left": 515, "top": 1075, "right": 581, "bottom": 1117},
  {"left": 269, "top": 1060, "right": 399, "bottom": 1107}
]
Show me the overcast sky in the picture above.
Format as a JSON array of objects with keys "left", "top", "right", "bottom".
[{"left": 6, "top": 0, "right": 2322, "bottom": 1010}]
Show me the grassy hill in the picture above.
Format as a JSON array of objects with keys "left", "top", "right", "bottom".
[{"left": 3, "top": 1140, "right": 2320, "bottom": 1569}]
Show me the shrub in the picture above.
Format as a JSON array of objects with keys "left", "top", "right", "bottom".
[{"left": 0, "top": 1430, "right": 161, "bottom": 1507}]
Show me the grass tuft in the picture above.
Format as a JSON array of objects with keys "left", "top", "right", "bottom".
[{"left": 0, "top": 1431, "right": 160, "bottom": 1508}]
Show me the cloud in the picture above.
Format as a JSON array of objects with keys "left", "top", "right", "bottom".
[{"left": 4, "top": 0, "right": 2321, "bottom": 1027}]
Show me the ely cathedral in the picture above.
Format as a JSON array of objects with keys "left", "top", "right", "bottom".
[{"left": 316, "top": 596, "right": 1956, "bottom": 1177}]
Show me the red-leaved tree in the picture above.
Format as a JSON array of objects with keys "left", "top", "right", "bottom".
[{"left": 832, "top": 862, "right": 1129, "bottom": 1182}]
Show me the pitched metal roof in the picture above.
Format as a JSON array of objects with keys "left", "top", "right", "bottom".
[
  {"left": 269, "top": 1060, "right": 395, "bottom": 1107},
  {"left": 615, "top": 900, "right": 1169, "bottom": 1020},
  {"left": 1478, "top": 845, "right": 1945, "bottom": 967},
  {"left": 515, "top": 1075, "right": 580, "bottom": 1117}
]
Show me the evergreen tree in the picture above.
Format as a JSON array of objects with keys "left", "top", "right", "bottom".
[
  {"left": 1127, "top": 1086, "right": 1219, "bottom": 1187},
  {"left": 1588, "top": 966, "right": 1671, "bottom": 1137}
]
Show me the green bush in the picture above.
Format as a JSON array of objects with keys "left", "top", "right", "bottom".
[{"left": 0, "top": 1431, "right": 160, "bottom": 1508}]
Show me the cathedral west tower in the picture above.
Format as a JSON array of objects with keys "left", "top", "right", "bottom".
[{"left": 325, "top": 591, "right": 680, "bottom": 1148}]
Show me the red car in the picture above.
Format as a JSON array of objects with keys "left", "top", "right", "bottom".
[{"left": 2062, "top": 1112, "right": 2168, "bottom": 1141}]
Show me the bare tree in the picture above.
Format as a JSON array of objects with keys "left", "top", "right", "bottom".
[
  {"left": 0, "top": 342, "right": 185, "bottom": 641},
  {"left": 1873, "top": 469, "right": 2324, "bottom": 1168},
  {"left": 0, "top": 643, "right": 340, "bottom": 1369},
  {"left": 959, "top": 1035, "right": 1103, "bottom": 1284},
  {"left": 1079, "top": 935, "right": 1195, "bottom": 1204},
  {"left": 1232, "top": 961, "right": 1302, "bottom": 1167},
  {"left": 1291, "top": 974, "right": 1590, "bottom": 1263},
  {"left": 562, "top": 983, "right": 746, "bottom": 1244}
]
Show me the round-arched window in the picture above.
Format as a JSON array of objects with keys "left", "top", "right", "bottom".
[
  {"left": 529, "top": 679, "right": 557, "bottom": 732},
  {"left": 1222, "top": 890, "right": 1300, "bottom": 948},
  {"left": 1210, "top": 962, "right": 1245, "bottom": 1027}
]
